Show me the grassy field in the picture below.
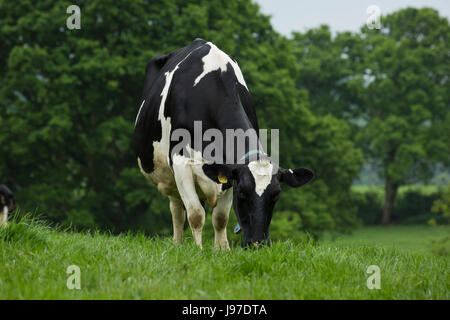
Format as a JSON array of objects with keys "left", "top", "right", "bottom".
[
  {"left": 323, "top": 225, "right": 450, "bottom": 255},
  {"left": 0, "top": 217, "right": 448, "bottom": 299}
]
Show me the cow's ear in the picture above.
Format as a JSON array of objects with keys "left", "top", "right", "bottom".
[
  {"left": 202, "top": 164, "right": 236, "bottom": 185},
  {"left": 279, "top": 167, "right": 314, "bottom": 188}
]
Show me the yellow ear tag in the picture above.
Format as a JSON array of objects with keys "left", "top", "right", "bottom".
[{"left": 218, "top": 173, "right": 228, "bottom": 184}]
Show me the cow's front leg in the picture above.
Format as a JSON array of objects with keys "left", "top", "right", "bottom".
[
  {"left": 212, "top": 188, "right": 232, "bottom": 250},
  {"left": 172, "top": 161, "right": 205, "bottom": 248},
  {"left": 0, "top": 206, "right": 8, "bottom": 226},
  {"left": 169, "top": 196, "right": 186, "bottom": 245}
]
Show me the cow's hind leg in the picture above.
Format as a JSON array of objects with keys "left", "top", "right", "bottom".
[
  {"left": 172, "top": 161, "right": 205, "bottom": 248},
  {"left": 169, "top": 197, "right": 185, "bottom": 245},
  {"left": 212, "top": 188, "right": 232, "bottom": 250}
]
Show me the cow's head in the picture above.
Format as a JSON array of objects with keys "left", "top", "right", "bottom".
[
  {"left": 0, "top": 184, "right": 16, "bottom": 214},
  {"left": 203, "top": 160, "right": 314, "bottom": 248}
]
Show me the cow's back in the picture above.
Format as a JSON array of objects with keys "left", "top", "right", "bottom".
[{"left": 134, "top": 39, "right": 257, "bottom": 198}]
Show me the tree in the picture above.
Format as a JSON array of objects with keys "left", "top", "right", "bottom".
[
  {"left": 431, "top": 184, "right": 450, "bottom": 225},
  {"left": 293, "top": 8, "right": 449, "bottom": 225},
  {"left": 292, "top": 25, "right": 365, "bottom": 119},
  {"left": 357, "top": 8, "right": 449, "bottom": 224}
]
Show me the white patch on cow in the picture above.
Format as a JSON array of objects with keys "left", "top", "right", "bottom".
[
  {"left": 172, "top": 146, "right": 223, "bottom": 207},
  {"left": 248, "top": 160, "right": 273, "bottom": 196},
  {"left": 134, "top": 100, "right": 145, "bottom": 127},
  {"left": 289, "top": 169, "right": 293, "bottom": 174},
  {"left": 193, "top": 42, "right": 248, "bottom": 90}
]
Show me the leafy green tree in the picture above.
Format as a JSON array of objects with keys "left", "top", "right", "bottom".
[
  {"left": 292, "top": 25, "right": 365, "bottom": 119},
  {"left": 431, "top": 184, "right": 450, "bottom": 225},
  {"left": 356, "top": 8, "right": 449, "bottom": 224},
  {"left": 293, "top": 8, "right": 449, "bottom": 225}
]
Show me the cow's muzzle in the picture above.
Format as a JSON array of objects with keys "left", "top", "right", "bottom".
[{"left": 242, "top": 239, "right": 271, "bottom": 249}]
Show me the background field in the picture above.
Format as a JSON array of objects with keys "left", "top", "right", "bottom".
[
  {"left": 1, "top": 217, "right": 448, "bottom": 300},
  {"left": 324, "top": 225, "right": 450, "bottom": 255}
]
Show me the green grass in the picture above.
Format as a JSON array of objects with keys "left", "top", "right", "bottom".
[
  {"left": 0, "top": 217, "right": 448, "bottom": 299},
  {"left": 323, "top": 225, "right": 450, "bottom": 254}
]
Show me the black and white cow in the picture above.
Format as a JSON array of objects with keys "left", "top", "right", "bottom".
[
  {"left": 134, "top": 39, "right": 314, "bottom": 249},
  {"left": 0, "top": 184, "right": 15, "bottom": 225}
]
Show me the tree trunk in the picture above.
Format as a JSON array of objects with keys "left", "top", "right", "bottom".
[{"left": 382, "top": 178, "right": 398, "bottom": 225}]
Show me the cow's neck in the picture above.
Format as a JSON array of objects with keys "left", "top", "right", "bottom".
[{"left": 214, "top": 104, "right": 265, "bottom": 164}]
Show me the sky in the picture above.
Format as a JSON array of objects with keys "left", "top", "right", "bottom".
[{"left": 253, "top": 0, "right": 450, "bottom": 35}]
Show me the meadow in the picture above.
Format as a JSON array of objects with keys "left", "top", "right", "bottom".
[{"left": 0, "top": 216, "right": 448, "bottom": 300}]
